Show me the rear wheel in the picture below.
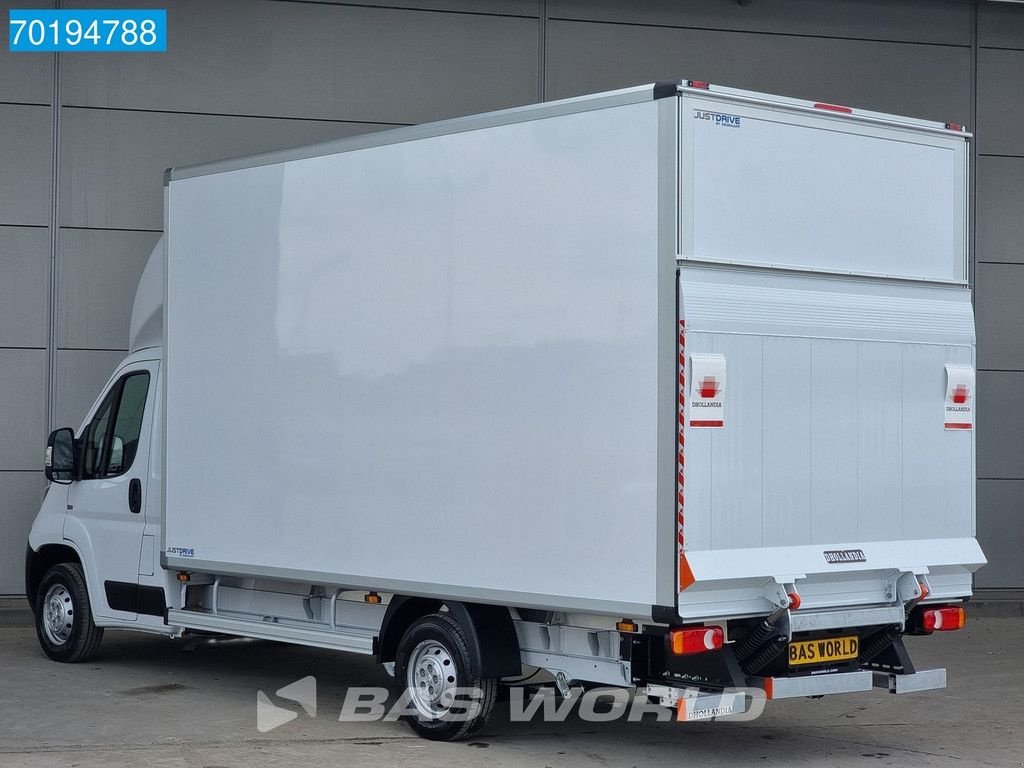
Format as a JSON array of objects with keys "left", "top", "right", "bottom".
[
  {"left": 394, "top": 612, "right": 497, "bottom": 741},
  {"left": 34, "top": 563, "right": 103, "bottom": 663}
]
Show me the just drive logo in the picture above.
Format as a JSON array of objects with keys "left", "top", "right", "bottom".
[{"left": 694, "top": 109, "right": 742, "bottom": 128}]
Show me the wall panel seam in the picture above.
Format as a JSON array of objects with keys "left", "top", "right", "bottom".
[
  {"left": 61, "top": 226, "right": 164, "bottom": 234},
  {"left": 57, "top": 348, "right": 129, "bottom": 353},
  {"left": 45, "top": 37, "right": 61, "bottom": 436},
  {"left": 544, "top": 17, "right": 973, "bottom": 49},
  {"left": 969, "top": 0, "right": 978, "bottom": 295},
  {"left": 538, "top": 0, "right": 547, "bottom": 101},
  {"left": 267, "top": 0, "right": 540, "bottom": 20},
  {"left": 60, "top": 103, "right": 411, "bottom": 126}
]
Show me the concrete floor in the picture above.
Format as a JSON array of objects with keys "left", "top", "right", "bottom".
[{"left": 0, "top": 619, "right": 1021, "bottom": 768}]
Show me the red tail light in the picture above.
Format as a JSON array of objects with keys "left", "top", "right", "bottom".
[
  {"left": 669, "top": 625, "right": 724, "bottom": 655},
  {"left": 921, "top": 606, "right": 966, "bottom": 632}
]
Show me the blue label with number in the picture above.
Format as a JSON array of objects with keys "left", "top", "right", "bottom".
[{"left": 9, "top": 9, "right": 167, "bottom": 52}]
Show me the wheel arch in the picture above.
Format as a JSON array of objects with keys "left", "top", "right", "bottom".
[
  {"left": 378, "top": 596, "right": 521, "bottom": 678},
  {"left": 25, "top": 543, "right": 83, "bottom": 614}
]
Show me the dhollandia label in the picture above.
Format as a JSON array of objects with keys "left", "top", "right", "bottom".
[
  {"left": 689, "top": 353, "right": 726, "bottom": 428},
  {"left": 944, "top": 363, "right": 974, "bottom": 430}
]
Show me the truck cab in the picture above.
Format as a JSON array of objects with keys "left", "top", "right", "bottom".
[{"left": 27, "top": 241, "right": 176, "bottom": 659}]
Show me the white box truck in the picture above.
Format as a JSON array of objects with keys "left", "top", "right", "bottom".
[{"left": 27, "top": 81, "right": 985, "bottom": 740}]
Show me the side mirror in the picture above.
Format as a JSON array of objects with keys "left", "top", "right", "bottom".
[{"left": 45, "top": 428, "right": 77, "bottom": 484}]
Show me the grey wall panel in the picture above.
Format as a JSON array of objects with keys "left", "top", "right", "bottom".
[
  {"left": 976, "top": 264, "right": 1024, "bottom": 371},
  {"left": 0, "top": 472, "right": 46, "bottom": 594},
  {"left": 977, "top": 371, "right": 1024, "bottom": 481},
  {"left": 60, "top": 108, "right": 395, "bottom": 230},
  {"left": 58, "top": 229, "right": 160, "bottom": 350},
  {"left": 978, "top": 3, "right": 1024, "bottom": 50},
  {"left": 0, "top": 104, "right": 51, "bottom": 227},
  {"left": 977, "top": 48, "right": 1024, "bottom": 157},
  {"left": 0, "top": 227, "right": 49, "bottom": 348},
  {"left": 548, "top": 0, "right": 972, "bottom": 46},
  {"left": 54, "top": 349, "right": 127, "bottom": 431},
  {"left": 0, "top": 349, "right": 47, "bottom": 470},
  {"left": 286, "top": 0, "right": 538, "bottom": 15},
  {"left": 0, "top": 0, "right": 53, "bottom": 105},
  {"left": 545, "top": 21, "right": 971, "bottom": 124},
  {"left": 977, "top": 156, "right": 1024, "bottom": 264},
  {"left": 62, "top": 0, "right": 539, "bottom": 124},
  {"left": 976, "top": 480, "right": 1024, "bottom": 589}
]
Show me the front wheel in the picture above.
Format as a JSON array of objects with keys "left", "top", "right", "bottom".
[
  {"left": 34, "top": 563, "right": 104, "bottom": 663},
  {"left": 393, "top": 612, "right": 497, "bottom": 741}
]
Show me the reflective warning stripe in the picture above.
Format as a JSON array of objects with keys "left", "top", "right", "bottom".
[{"left": 677, "top": 319, "right": 691, "bottom": 591}]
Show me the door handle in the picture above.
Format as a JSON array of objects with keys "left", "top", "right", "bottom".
[{"left": 128, "top": 478, "right": 142, "bottom": 514}]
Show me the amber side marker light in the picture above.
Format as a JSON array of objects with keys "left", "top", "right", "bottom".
[
  {"left": 364, "top": 592, "right": 381, "bottom": 604},
  {"left": 669, "top": 626, "right": 724, "bottom": 655},
  {"left": 616, "top": 620, "right": 638, "bottom": 633}
]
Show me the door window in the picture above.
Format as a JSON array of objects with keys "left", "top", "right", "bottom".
[
  {"left": 82, "top": 389, "right": 117, "bottom": 478},
  {"left": 81, "top": 371, "right": 150, "bottom": 479}
]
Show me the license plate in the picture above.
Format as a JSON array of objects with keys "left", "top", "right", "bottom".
[{"left": 788, "top": 635, "right": 859, "bottom": 666}]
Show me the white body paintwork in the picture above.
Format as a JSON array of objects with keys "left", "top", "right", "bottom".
[
  {"left": 683, "top": 91, "right": 967, "bottom": 281},
  {"left": 677, "top": 266, "right": 983, "bottom": 617},
  {"left": 164, "top": 98, "right": 667, "bottom": 613},
  {"left": 28, "top": 346, "right": 177, "bottom": 633},
  {"left": 128, "top": 237, "right": 164, "bottom": 355},
  {"left": 27, "top": 83, "right": 983, "bottom": 660}
]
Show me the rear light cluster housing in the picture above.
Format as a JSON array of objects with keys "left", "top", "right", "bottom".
[
  {"left": 909, "top": 604, "right": 967, "bottom": 634},
  {"left": 921, "top": 605, "right": 967, "bottom": 632},
  {"left": 669, "top": 625, "right": 724, "bottom": 655}
]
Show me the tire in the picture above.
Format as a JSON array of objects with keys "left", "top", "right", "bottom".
[
  {"left": 34, "top": 563, "right": 104, "bottom": 663},
  {"left": 393, "top": 612, "right": 497, "bottom": 741}
]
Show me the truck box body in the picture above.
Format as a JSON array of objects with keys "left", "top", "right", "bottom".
[{"left": 162, "top": 83, "right": 983, "bottom": 622}]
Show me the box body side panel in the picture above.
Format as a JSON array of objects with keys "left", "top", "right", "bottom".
[{"left": 165, "top": 101, "right": 665, "bottom": 612}]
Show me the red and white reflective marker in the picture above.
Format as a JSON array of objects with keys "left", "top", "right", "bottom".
[
  {"left": 689, "top": 353, "right": 726, "bottom": 428},
  {"left": 944, "top": 363, "right": 974, "bottom": 430}
]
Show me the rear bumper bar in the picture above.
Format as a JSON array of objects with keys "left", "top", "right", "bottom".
[
  {"left": 640, "top": 666, "right": 946, "bottom": 720},
  {"left": 760, "top": 670, "right": 873, "bottom": 699},
  {"left": 873, "top": 668, "right": 947, "bottom": 694},
  {"left": 757, "top": 667, "right": 947, "bottom": 699}
]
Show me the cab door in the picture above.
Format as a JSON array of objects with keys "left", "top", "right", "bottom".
[{"left": 66, "top": 362, "right": 157, "bottom": 622}]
